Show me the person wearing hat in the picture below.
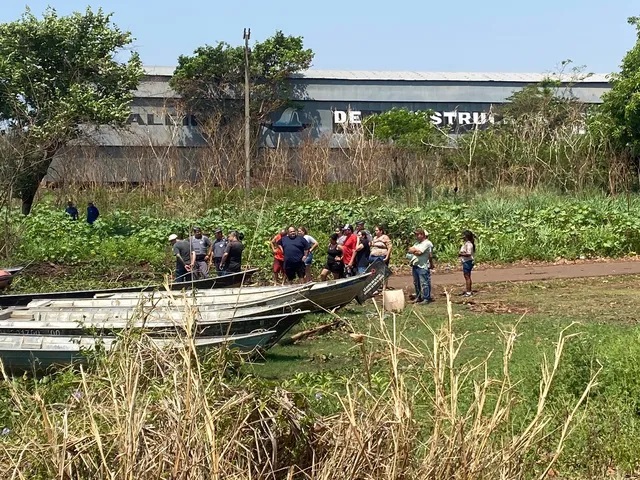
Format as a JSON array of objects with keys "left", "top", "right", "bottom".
[
  {"left": 169, "top": 233, "right": 192, "bottom": 282},
  {"left": 337, "top": 224, "right": 357, "bottom": 276},
  {"left": 406, "top": 228, "right": 434, "bottom": 304},
  {"left": 212, "top": 228, "right": 227, "bottom": 275},
  {"left": 189, "top": 227, "right": 213, "bottom": 279}
]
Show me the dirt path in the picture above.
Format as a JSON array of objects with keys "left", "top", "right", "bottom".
[{"left": 387, "top": 258, "right": 640, "bottom": 292}]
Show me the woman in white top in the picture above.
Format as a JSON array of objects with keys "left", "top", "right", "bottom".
[
  {"left": 298, "top": 226, "right": 319, "bottom": 282},
  {"left": 458, "top": 230, "right": 476, "bottom": 297}
]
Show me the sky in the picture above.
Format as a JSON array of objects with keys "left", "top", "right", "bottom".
[{"left": 0, "top": 0, "right": 638, "bottom": 74}]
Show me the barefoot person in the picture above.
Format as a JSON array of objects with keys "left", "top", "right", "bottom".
[
  {"left": 459, "top": 230, "right": 476, "bottom": 297},
  {"left": 270, "top": 228, "right": 286, "bottom": 284}
]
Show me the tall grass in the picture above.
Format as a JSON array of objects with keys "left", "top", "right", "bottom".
[{"left": 0, "top": 295, "right": 596, "bottom": 478}]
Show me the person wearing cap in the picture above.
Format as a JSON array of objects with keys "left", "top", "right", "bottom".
[
  {"left": 212, "top": 228, "right": 227, "bottom": 275},
  {"left": 406, "top": 228, "right": 435, "bottom": 304},
  {"left": 355, "top": 221, "right": 372, "bottom": 243},
  {"left": 337, "top": 224, "right": 357, "bottom": 276},
  {"left": 189, "top": 227, "right": 213, "bottom": 279},
  {"left": 169, "top": 233, "right": 192, "bottom": 282},
  {"left": 277, "top": 225, "right": 310, "bottom": 283}
]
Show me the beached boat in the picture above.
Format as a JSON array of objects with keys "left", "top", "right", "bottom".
[
  {"left": 0, "top": 268, "right": 259, "bottom": 308},
  {"left": 26, "top": 283, "right": 313, "bottom": 310},
  {"left": 0, "top": 330, "right": 276, "bottom": 370},
  {"left": 76, "top": 263, "right": 388, "bottom": 313},
  {"left": 0, "top": 309, "right": 310, "bottom": 348}
]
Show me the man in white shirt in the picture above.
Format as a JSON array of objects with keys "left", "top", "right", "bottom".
[{"left": 406, "top": 228, "right": 434, "bottom": 304}]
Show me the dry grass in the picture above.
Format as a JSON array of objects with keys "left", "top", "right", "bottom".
[{"left": 0, "top": 295, "right": 597, "bottom": 479}]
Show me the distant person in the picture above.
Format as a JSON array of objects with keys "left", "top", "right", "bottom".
[
  {"left": 369, "top": 225, "right": 392, "bottom": 265},
  {"left": 169, "top": 233, "right": 191, "bottom": 282},
  {"left": 219, "top": 230, "right": 244, "bottom": 274},
  {"left": 406, "top": 228, "right": 434, "bottom": 304},
  {"left": 320, "top": 233, "right": 344, "bottom": 280},
  {"left": 65, "top": 201, "right": 79, "bottom": 220},
  {"left": 337, "top": 224, "right": 357, "bottom": 276},
  {"left": 354, "top": 229, "right": 371, "bottom": 274},
  {"left": 270, "top": 228, "right": 286, "bottom": 284},
  {"left": 297, "top": 226, "right": 319, "bottom": 282},
  {"left": 211, "top": 228, "right": 227, "bottom": 275},
  {"left": 459, "top": 230, "right": 476, "bottom": 297},
  {"left": 86, "top": 202, "right": 99, "bottom": 225},
  {"left": 278, "top": 226, "right": 310, "bottom": 283},
  {"left": 355, "top": 220, "right": 372, "bottom": 243},
  {"left": 189, "top": 227, "right": 213, "bottom": 279}
]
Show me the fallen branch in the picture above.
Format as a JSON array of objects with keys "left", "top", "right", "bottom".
[{"left": 282, "top": 319, "right": 344, "bottom": 345}]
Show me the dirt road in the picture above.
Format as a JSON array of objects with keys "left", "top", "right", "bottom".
[{"left": 387, "top": 259, "right": 640, "bottom": 292}]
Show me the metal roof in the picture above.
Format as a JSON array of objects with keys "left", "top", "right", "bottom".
[{"left": 143, "top": 66, "right": 610, "bottom": 83}]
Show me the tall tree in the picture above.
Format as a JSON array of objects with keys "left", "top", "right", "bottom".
[
  {"left": 597, "top": 17, "right": 640, "bottom": 155},
  {"left": 0, "top": 7, "right": 142, "bottom": 214},
  {"left": 170, "top": 31, "right": 314, "bottom": 124}
]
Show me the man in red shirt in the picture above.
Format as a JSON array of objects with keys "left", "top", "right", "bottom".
[
  {"left": 338, "top": 224, "right": 358, "bottom": 276},
  {"left": 270, "top": 228, "right": 286, "bottom": 284}
]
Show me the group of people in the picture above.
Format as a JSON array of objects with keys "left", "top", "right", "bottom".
[
  {"left": 168, "top": 227, "right": 244, "bottom": 282},
  {"left": 166, "top": 222, "right": 478, "bottom": 301},
  {"left": 65, "top": 201, "right": 100, "bottom": 225},
  {"left": 270, "top": 221, "right": 392, "bottom": 284}
]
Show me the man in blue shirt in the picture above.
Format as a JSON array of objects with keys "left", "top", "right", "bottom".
[
  {"left": 87, "top": 202, "right": 99, "bottom": 225},
  {"left": 278, "top": 226, "right": 310, "bottom": 283},
  {"left": 65, "top": 201, "right": 78, "bottom": 220}
]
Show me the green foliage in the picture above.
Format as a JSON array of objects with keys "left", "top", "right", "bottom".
[
  {"left": 6, "top": 191, "right": 640, "bottom": 290},
  {"left": 0, "top": 7, "right": 143, "bottom": 213},
  {"left": 597, "top": 17, "right": 640, "bottom": 155},
  {"left": 362, "top": 108, "right": 443, "bottom": 147},
  {"left": 171, "top": 30, "right": 314, "bottom": 123}
]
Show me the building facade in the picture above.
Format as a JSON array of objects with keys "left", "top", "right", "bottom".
[{"left": 48, "top": 67, "right": 611, "bottom": 183}]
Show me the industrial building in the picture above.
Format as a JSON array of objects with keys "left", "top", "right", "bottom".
[{"left": 48, "top": 67, "right": 611, "bottom": 183}]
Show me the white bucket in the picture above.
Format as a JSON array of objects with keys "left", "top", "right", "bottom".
[{"left": 383, "top": 290, "right": 405, "bottom": 312}]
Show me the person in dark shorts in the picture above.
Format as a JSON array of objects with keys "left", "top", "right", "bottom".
[
  {"left": 219, "top": 230, "right": 244, "bottom": 274},
  {"left": 459, "top": 230, "right": 476, "bottom": 297},
  {"left": 211, "top": 228, "right": 227, "bottom": 275},
  {"left": 320, "top": 233, "right": 344, "bottom": 280},
  {"left": 278, "top": 226, "right": 310, "bottom": 283},
  {"left": 189, "top": 227, "right": 213, "bottom": 279},
  {"left": 169, "top": 233, "right": 191, "bottom": 282}
]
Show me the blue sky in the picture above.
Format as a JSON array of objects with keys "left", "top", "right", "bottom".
[{"left": 1, "top": 0, "right": 638, "bottom": 74}]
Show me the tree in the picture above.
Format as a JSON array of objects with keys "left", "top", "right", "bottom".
[
  {"left": 170, "top": 31, "right": 314, "bottom": 124},
  {"left": 362, "top": 108, "right": 444, "bottom": 147},
  {"left": 597, "top": 17, "right": 640, "bottom": 155},
  {"left": 0, "top": 7, "right": 143, "bottom": 214}
]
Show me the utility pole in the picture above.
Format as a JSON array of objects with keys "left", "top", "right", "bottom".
[{"left": 243, "top": 27, "right": 251, "bottom": 199}]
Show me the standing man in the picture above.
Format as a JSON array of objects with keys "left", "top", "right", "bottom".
[
  {"left": 219, "top": 230, "right": 244, "bottom": 274},
  {"left": 211, "top": 228, "right": 227, "bottom": 275},
  {"left": 278, "top": 226, "right": 310, "bottom": 283},
  {"left": 270, "top": 228, "right": 286, "bottom": 284},
  {"left": 87, "top": 202, "right": 99, "bottom": 225},
  {"left": 355, "top": 220, "right": 372, "bottom": 243},
  {"left": 65, "top": 201, "right": 79, "bottom": 220},
  {"left": 338, "top": 224, "right": 357, "bottom": 276},
  {"left": 407, "top": 228, "right": 434, "bottom": 304},
  {"left": 189, "top": 227, "right": 213, "bottom": 279},
  {"left": 169, "top": 233, "right": 191, "bottom": 282}
]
